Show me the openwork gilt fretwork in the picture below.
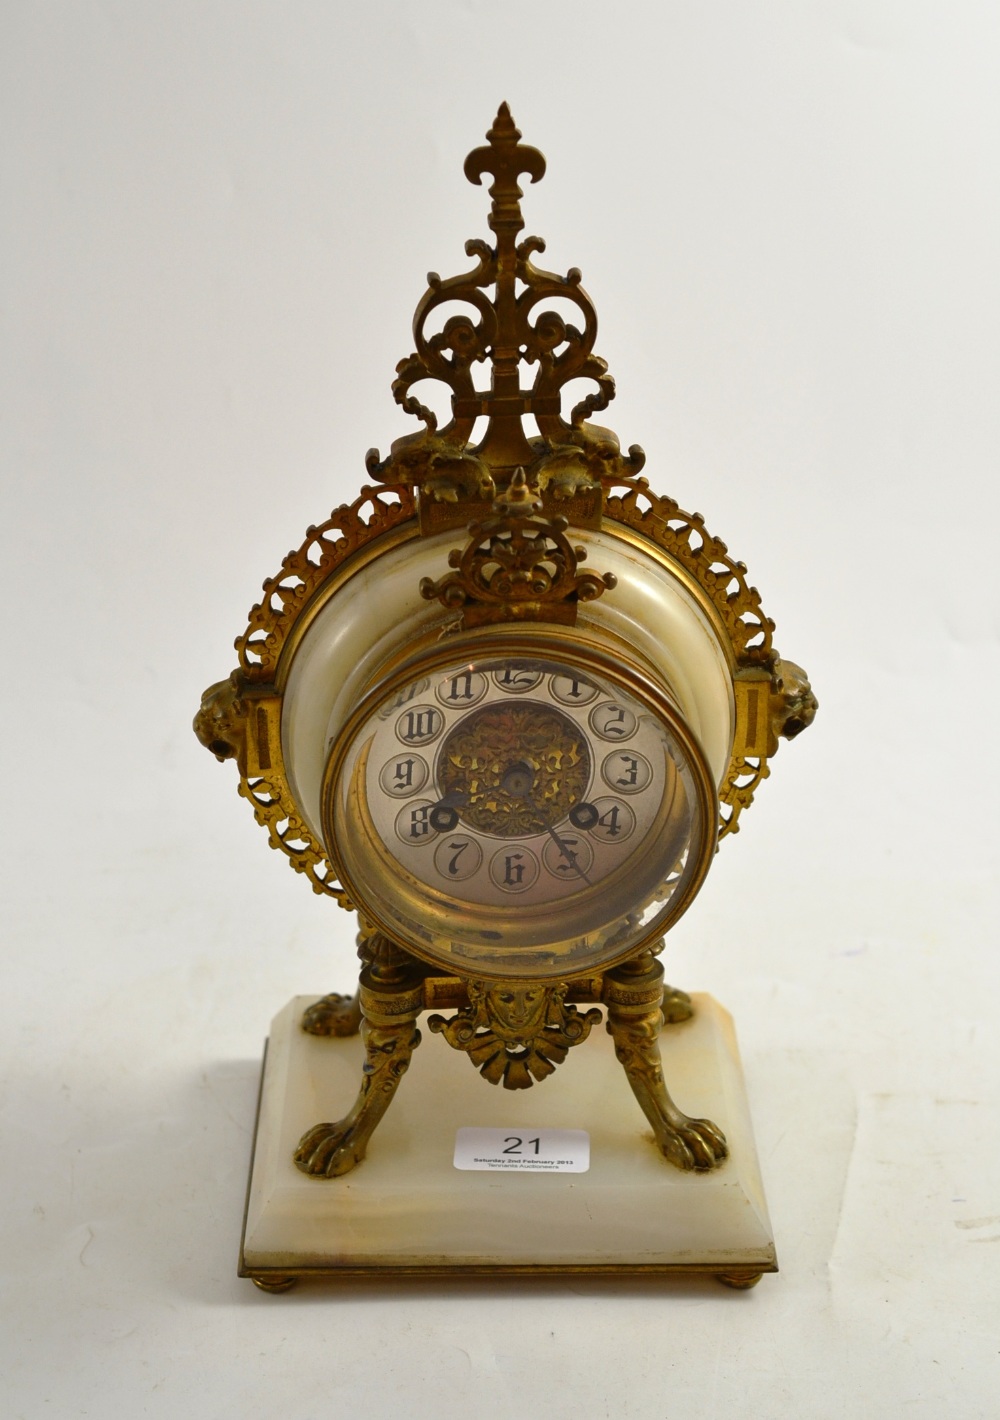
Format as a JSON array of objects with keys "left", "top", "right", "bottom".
[
  {"left": 603, "top": 475, "right": 774, "bottom": 667},
  {"left": 193, "top": 669, "right": 352, "bottom": 902},
  {"left": 364, "top": 103, "right": 646, "bottom": 525},
  {"left": 195, "top": 486, "right": 416, "bottom": 902},
  {"left": 235, "top": 484, "right": 415, "bottom": 680}
]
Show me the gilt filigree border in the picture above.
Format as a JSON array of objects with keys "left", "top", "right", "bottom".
[
  {"left": 238, "top": 774, "right": 350, "bottom": 905},
  {"left": 600, "top": 475, "right": 779, "bottom": 838},
  {"left": 203, "top": 485, "right": 416, "bottom": 906},
  {"left": 235, "top": 483, "right": 416, "bottom": 680},
  {"left": 602, "top": 476, "right": 774, "bottom": 668},
  {"left": 718, "top": 755, "right": 770, "bottom": 839}
]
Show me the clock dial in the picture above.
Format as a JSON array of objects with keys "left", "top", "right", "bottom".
[
  {"left": 365, "top": 665, "right": 668, "bottom": 909},
  {"left": 324, "top": 650, "right": 716, "bottom": 978}
]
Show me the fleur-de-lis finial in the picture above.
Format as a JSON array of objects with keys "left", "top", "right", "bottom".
[{"left": 463, "top": 103, "right": 546, "bottom": 243}]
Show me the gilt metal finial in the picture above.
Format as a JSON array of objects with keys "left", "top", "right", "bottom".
[
  {"left": 364, "top": 107, "right": 645, "bottom": 531},
  {"left": 463, "top": 103, "right": 546, "bottom": 241}
]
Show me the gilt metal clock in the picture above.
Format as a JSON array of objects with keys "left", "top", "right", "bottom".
[{"left": 195, "top": 106, "right": 816, "bottom": 1287}]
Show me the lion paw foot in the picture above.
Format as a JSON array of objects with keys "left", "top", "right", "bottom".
[
  {"left": 659, "top": 1116, "right": 729, "bottom": 1172},
  {"left": 301, "top": 993, "right": 361, "bottom": 1037},
  {"left": 293, "top": 1122, "right": 367, "bottom": 1178}
]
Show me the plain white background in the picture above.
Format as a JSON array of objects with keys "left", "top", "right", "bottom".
[{"left": 3, "top": 2, "right": 998, "bottom": 1416}]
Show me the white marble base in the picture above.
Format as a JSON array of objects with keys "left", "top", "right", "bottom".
[{"left": 240, "top": 994, "right": 776, "bottom": 1285}]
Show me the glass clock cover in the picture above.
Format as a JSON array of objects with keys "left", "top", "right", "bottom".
[{"left": 323, "top": 653, "right": 716, "bottom": 979}]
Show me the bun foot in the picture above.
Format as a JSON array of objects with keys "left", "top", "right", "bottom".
[{"left": 250, "top": 1273, "right": 297, "bottom": 1292}]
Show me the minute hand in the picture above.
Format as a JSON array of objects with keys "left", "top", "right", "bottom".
[{"left": 542, "top": 822, "right": 593, "bottom": 887}]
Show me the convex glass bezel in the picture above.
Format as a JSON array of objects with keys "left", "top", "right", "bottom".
[{"left": 321, "top": 629, "right": 719, "bottom": 980}]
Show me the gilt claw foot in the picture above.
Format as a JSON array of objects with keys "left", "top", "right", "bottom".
[
  {"left": 659, "top": 1116, "right": 729, "bottom": 1171},
  {"left": 293, "top": 1122, "right": 367, "bottom": 1178}
]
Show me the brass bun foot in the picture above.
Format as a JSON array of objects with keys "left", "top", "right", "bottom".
[
  {"left": 717, "top": 1270, "right": 763, "bottom": 1290},
  {"left": 251, "top": 1274, "right": 297, "bottom": 1293}
]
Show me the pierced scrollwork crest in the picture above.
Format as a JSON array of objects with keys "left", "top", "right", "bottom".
[
  {"left": 428, "top": 980, "right": 603, "bottom": 1090},
  {"left": 419, "top": 468, "right": 616, "bottom": 626},
  {"left": 364, "top": 103, "right": 646, "bottom": 521}
]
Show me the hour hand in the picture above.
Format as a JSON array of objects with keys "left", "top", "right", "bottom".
[
  {"left": 428, "top": 788, "right": 468, "bottom": 832},
  {"left": 569, "top": 801, "right": 599, "bottom": 830}
]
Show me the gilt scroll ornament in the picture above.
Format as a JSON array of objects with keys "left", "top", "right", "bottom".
[
  {"left": 419, "top": 468, "right": 616, "bottom": 627},
  {"left": 364, "top": 102, "right": 646, "bottom": 523}
]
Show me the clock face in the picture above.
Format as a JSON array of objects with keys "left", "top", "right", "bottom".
[{"left": 324, "top": 651, "right": 716, "bottom": 978}]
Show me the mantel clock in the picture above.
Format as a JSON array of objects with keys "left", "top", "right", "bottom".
[{"left": 195, "top": 106, "right": 816, "bottom": 1289}]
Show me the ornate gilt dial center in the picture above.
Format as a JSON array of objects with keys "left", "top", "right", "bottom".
[{"left": 437, "top": 699, "right": 590, "bottom": 837}]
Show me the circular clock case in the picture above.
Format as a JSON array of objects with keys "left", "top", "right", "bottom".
[
  {"left": 281, "top": 522, "right": 736, "bottom": 844},
  {"left": 320, "top": 635, "right": 717, "bottom": 979},
  {"left": 274, "top": 517, "right": 738, "bottom": 979}
]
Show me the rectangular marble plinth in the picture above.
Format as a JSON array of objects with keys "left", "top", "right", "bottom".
[{"left": 240, "top": 994, "right": 776, "bottom": 1284}]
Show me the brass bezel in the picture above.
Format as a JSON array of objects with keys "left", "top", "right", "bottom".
[{"left": 320, "top": 628, "right": 718, "bottom": 981}]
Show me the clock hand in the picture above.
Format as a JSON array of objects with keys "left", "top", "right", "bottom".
[
  {"left": 500, "top": 762, "right": 593, "bottom": 886},
  {"left": 432, "top": 765, "right": 594, "bottom": 883},
  {"left": 569, "top": 801, "right": 599, "bottom": 830},
  {"left": 428, "top": 787, "right": 469, "bottom": 833},
  {"left": 542, "top": 823, "right": 593, "bottom": 887}
]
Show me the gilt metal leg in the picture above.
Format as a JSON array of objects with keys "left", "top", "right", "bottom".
[
  {"left": 604, "top": 953, "right": 728, "bottom": 1171},
  {"left": 294, "top": 941, "right": 423, "bottom": 1178}
]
